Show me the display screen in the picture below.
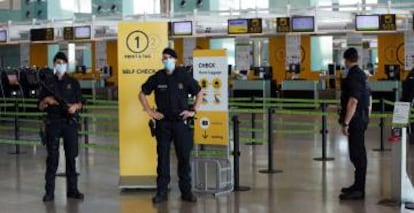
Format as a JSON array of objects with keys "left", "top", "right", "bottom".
[
  {"left": 228, "top": 18, "right": 262, "bottom": 34},
  {"left": 63, "top": 27, "right": 74, "bottom": 40},
  {"left": 277, "top": 17, "right": 291, "bottom": 33},
  {"left": 291, "top": 16, "right": 314, "bottom": 32},
  {"left": 172, "top": 21, "right": 192, "bottom": 36},
  {"left": 355, "top": 15, "right": 380, "bottom": 31},
  {"left": 0, "top": 30, "right": 7, "bottom": 42},
  {"left": 30, "top": 28, "right": 54, "bottom": 41},
  {"left": 228, "top": 19, "right": 249, "bottom": 34},
  {"left": 379, "top": 14, "right": 396, "bottom": 31},
  {"left": 74, "top": 26, "right": 91, "bottom": 39}
]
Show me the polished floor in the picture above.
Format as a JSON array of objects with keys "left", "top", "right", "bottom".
[{"left": 1, "top": 113, "right": 414, "bottom": 213}]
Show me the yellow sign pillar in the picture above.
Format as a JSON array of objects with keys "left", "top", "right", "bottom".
[
  {"left": 118, "top": 22, "right": 167, "bottom": 188},
  {"left": 193, "top": 50, "right": 228, "bottom": 145}
]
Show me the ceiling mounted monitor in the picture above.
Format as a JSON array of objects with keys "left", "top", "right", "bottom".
[
  {"left": 379, "top": 14, "right": 396, "bottom": 31},
  {"left": 355, "top": 15, "right": 380, "bottom": 31},
  {"left": 74, "top": 26, "right": 91, "bottom": 40},
  {"left": 228, "top": 18, "right": 262, "bottom": 34},
  {"left": 172, "top": 21, "right": 193, "bottom": 36},
  {"left": 63, "top": 27, "right": 74, "bottom": 40},
  {"left": 276, "top": 17, "right": 291, "bottom": 33},
  {"left": 30, "top": 28, "right": 54, "bottom": 42},
  {"left": 228, "top": 19, "right": 249, "bottom": 34},
  {"left": 291, "top": 16, "right": 315, "bottom": 32}
]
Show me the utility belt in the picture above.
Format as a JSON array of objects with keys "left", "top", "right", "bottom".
[
  {"left": 163, "top": 116, "right": 184, "bottom": 122},
  {"left": 149, "top": 112, "right": 194, "bottom": 137},
  {"left": 159, "top": 111, "right": 184, "bottom": 122},
  {"left": 45, "top": 115, "right": 79, "bottom": 125}
]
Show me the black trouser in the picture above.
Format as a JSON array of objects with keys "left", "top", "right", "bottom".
[
  {"left": 348, "top": 124, "right": 367, "bottom": 191},
  {"left": 155, "top": 119, "right": 193, "bottom": 195},
  {"left": 44, "top": 119, "right": 79, "bottom": 194}
]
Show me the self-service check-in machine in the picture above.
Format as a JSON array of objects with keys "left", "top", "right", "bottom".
[
  {"left": 380, "top": 102, "right": 414, "bottom": 210},
  {"left": 20, "top": 68, "right": 41, "bottom": 98}
]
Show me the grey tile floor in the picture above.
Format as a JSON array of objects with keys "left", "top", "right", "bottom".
[{"left": 0, "top": 115, "right": 413, "bottom": 213}]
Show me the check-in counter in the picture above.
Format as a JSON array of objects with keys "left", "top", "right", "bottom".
[
  {"left": 281, "top": 80, "right": 324, "bottom": 100},
  {"left": 232, "top": 80, "right": 271, "bottom": 98},
  {"left": 368, "top": 80, "right": 400, "bottom": 111}
]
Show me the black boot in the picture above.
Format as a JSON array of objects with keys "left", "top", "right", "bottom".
[
  {"left": 67, "top": 190, "right": 84, "bottom": 200},
  {"left": 152, "top": 192, "right": 168, "bottom": 204},
  {"left": 42, "top": 193, "right": 54, "bottom": 202},
  {"left": 339, "top": 190, "right": 365, "bottom": 200},
  {"left": 341, "top": 185, "right": 356, "bottom": 193},
  {"left": 181, "top": 192, "right": 197, "bottom": 203}
]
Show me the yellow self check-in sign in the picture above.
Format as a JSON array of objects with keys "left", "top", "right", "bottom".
[
  {"left": 193, "top": 50, "right": 228, "bottom": 145},
  {"left": 118, "top": 22, "right": 167, "bottom": 188}
]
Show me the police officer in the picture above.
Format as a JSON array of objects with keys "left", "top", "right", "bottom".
[
  {"left": 38, "top": 52, "right": 84, "bottom": 202},
  {"left": 401, "top": 68, "right": 414, "bottom": 103},
  {"left": 339, "top": 48, "right": 370, "bottom": 200},
  {"left": 138, "top": 48, "right": 202, "bottom": 204}
]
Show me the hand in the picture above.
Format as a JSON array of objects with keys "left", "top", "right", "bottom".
[
  {"left": 180, "top": 110, "right": 195, "bottom": 120},
  {"left": 342, "top": 125, "right": 349, "bottom": 136},
  {"left": 39, "top": 102, "right": 48, "bottom": 111},
  {"left": 68, "top": 104, "right": 79, "bottom": 114},
  {"left": 44, "top": 96, "right": 58, "bottom": 105},
  {"left": 147, "top": 110, "right": 164, "bottom": 120}
]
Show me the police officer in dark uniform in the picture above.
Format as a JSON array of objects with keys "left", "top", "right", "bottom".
[
  {"left": 401, "top": 68, "right": 414, "bottom": 103},
  {"left": 139, "top": 48, "right": 202, "bottom": 204},
  {"left": 339, "top": 48, "right": 370, "bottom": 200},
  {"left": 38, "top": 52, "right": 84, "bottom": 202}
]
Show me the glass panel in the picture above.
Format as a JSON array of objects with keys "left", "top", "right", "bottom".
[
  {"left": 210, "top": 38, "right": 235, "bottom": 66},
  {"left": 218, "top": 0, "right": 268, "bottom": 10},
  {"left": 134, "top": 0, "right": 160, "bottom": 14},
  {"left": 311, "top": 36, "right": 333, "bottom": 71},
  {"left": 74, "top": 0, "right": 92, "bottom": 13}
]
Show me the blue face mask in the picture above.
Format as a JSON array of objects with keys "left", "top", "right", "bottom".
[
  {"left": 55, "top": 64, "right": 67, "bottom": 75},
  {"left": 163, "top": 58, "right": 176, "bottom": 73}
]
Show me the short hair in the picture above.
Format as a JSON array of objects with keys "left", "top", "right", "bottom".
[
  {"left": 343, "top": 48, "right": 359, "bottom": 63},
  {"left": 53, "top": 52, "right": 68, "bottom": 63},
  {"left": 162, "top": 48, "right": 178, "bottom": 59}
]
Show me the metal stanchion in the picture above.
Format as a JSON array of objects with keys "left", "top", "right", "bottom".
[
  {"left": 232, "top": 115, "right": 250, "bottom": 191},
  {"left": 9, "top": 97, "right": 25, "bottom": 155},
  {"left": 314, "top": 103, "right": 334, "bottom": 161},
  {"left": 259, "top": 107, "right": 283, "bottom": 174},
  {"left": 245, "top": 97, "right": 262, "bottom": 146},
  {"left": 83, "top": 108, "right": 89, "bottom": 144},
  {"left": 373, "top": 98, "right": 390, "bottom": 152}
]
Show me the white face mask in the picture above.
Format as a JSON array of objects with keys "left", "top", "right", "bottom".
[{"left": 55, "top": 64, "right": 67, "bottom": 75}]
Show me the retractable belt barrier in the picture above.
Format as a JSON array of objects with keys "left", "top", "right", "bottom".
[
  {"left": 0, "top": 97, "right": 408, "bottom": 159},
  {"left": 228, "top": 97, "right": 405, "bottom": 165},
  {"left": 0, "top": 97, "right": 119, "bottom": 153}
]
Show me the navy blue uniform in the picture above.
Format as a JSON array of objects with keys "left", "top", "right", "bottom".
[
  {"left": 340, "top": 65, "right": 370, "bottom": 191},
  {"left": 142, "top": 67, "right": 200, "bottom": 195},
  {"left": 39, "top": 74, "right": 83, "bottom": 195}
]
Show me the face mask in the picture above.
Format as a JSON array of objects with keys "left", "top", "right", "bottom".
[
  {"left": 343, "top": 67, "right": 349, "bottom": 77},
  {"left": 55, "top": 64, "right": 67, "bottom": 75},
  {"left": 163, "top": 58, "right": 176, "bottom": 73}
]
